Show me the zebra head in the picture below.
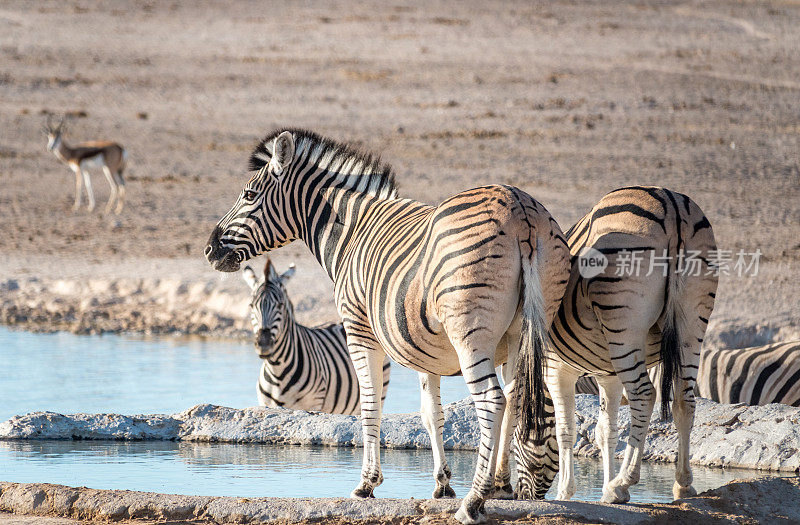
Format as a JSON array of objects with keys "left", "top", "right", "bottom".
[
  {"left": 206, "top": 131, "right": 298, "bottom": 272},
  {"left": 243, "top": 258, "right": 296, "bottom": 357}
]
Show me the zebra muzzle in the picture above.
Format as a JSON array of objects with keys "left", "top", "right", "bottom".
[
  {"left": 256, "top": 329, "right": 272, "bottom": 350},
  {"left": 205, "top": 227, "right": 241, "bottom": 272}
]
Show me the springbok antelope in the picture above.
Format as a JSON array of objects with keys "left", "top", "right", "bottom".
[{"left": 44, "top": 116, "right": 127, "bottom": 214}]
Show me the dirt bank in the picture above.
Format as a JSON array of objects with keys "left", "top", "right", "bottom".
[{"left": 1, "top": 477, "right": 799, "bottom": 524}]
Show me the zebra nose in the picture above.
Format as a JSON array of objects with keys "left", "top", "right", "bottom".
[
  {"left": 257, "top": 329, "right": 272, "bottom": 349},
  {"left": 205, "top": 226, "right": 221, "bottom": 260}
]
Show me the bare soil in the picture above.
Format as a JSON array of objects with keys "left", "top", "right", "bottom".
[{"left": 0, "top": 0, "right": 798, "bottom": 342}]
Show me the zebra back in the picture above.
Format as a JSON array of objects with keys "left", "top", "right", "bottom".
[{"left": 699, "top": 341, "right": 800, "bottom": 407}]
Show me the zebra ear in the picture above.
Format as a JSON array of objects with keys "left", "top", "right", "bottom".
[
  {"left": 264, "top": 258, "right": 279, "bottom": 281},
  {"left": 280, "top": 263, "right": 296, "bottom": 283},
  {"left": 242, "top": 266, "right": 259, "bottom": 290},
  {"left": 269, "top": 131, "right": 294, "bottom": 175}
]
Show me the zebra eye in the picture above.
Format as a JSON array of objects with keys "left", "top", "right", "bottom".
[{"left": 243, "top": 190, "right": 258, "bottom": 203}]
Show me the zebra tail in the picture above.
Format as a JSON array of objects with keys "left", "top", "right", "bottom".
[
  {"left": 659, "top": 270, "right": 686, "bottom": 420},
  {"left": 516, "top": 241, "right": 548, "bottom": 442}
]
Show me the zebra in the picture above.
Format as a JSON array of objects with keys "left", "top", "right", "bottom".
[
  {"left": 577, "top": 340, "right": 800, "bottom": 408},
  {"left": 242, "top": 258, "right": 390, "bottom": 415},
  {"left": 699, "top": 341, "right": 800, "bottom": 407},
  {"left": 534, "top": 186, "right": 717, "bottom": 504},
  {"left": 205, "top": 128, "right": 570, "bottom": 524}
]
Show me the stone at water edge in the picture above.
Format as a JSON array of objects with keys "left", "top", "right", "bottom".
[{"left": 1, "top": 396, "right": 799, "bottom": 473}]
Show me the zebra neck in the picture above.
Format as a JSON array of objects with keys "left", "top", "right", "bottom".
[
  {"left": 262, "top": 322, "right": 301, "bottom": 377},
  {"left": 300, "top": 187, "right": 388, "bottom": 282}
]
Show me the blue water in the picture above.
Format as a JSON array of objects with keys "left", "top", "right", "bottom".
[
  {"left": 0, "top": 440, "right": 746, "bottom": 502},
  {"left": 0, "top": 327, "right": 753, "bottom": 502},
  {"left": 0, "top": 327, "right": 469, "bottom": 421}
]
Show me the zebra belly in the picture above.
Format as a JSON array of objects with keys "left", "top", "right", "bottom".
[
  {"left": 378, "top": 333, "right": 463, "bottom": 377},
  {"left": 549, "top": 327, "right": 663, "bottom": 376}
]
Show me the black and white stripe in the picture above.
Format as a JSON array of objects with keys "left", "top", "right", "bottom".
[
  {"left": 699, "top": 342, "right": 800, "bottom": 407},
  {"left": 206, "top": 128, "right": 570, "bottom": 524},
  {"left": 243, "top": 259, "right": 390, "bottom": 415},
  {"left": 577, "top": 341, "right": 800, "bottom": 408},
  {"left": 524, "top": 187, "right": 717, "bottom": 503}
]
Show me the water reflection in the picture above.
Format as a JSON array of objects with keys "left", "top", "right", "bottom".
[
  {"left": 0, "top": 440, "right": 750, "bottom": 502},
  {"left": 0, "top": 327, "right": 468, "bottom": 420}
]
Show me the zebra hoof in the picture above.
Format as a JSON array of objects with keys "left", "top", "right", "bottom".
[
  {"left": 601, "top": 483, "right": 630, "bottom": 504},
  {"left": 454, "top": 500, "right": 486, "bottom": 525},
  {"left": 516, "top": 486, "right": 533, "bottom": 500},
  {"left": 672, "top": 482, "right": 697, "bottom": 500},
  {"left": 492, "top": 483, "right": 515, "bottom": 500},
  {"left": 350, "top": 485, "right": 374, "bottom": 499},
  {"left": 433, "top": 483, "right": 456, "bottom": 499}
]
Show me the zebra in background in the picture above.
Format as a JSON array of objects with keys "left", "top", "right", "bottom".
[
  {"left": 699, "top": 341, "right": 800, "bottom": 407},
  {"left": 537, "top": 186, "right": 717, "bottom": 504},
  {"left": 206, "top": 128, "right": 570, "bottom": 524},
  {"left": 577, "top": 341, "right": 800, "bottom": 407},
  {"left": 243, "top": 257, "right": 390, "bottom": 415}
]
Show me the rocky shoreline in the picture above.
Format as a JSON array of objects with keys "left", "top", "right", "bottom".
[
  {"left": 3, "top": 396, "right": 798, "bottom": 473},
  {"left": 3, "top": 274, "right": 798, "bottom": 351},
  {"left": 1, "top": 477, "right": 799, "bottom": 524}
]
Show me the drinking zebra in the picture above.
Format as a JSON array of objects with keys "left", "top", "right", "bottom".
[
  {"left": 576, "top": 341, "right": 800, "bottom": 407},
  {"left": 699, "top": 341, "right": 800, "bottom": 406},
  {"left": 536, "top": 186, "right": 717, "bottom": 504},
  {"left": 206, "top": 128, "right": 570, "bottom": 524},
  {"left": 243, "top": 258, "right": 390, "bottom": 415}
]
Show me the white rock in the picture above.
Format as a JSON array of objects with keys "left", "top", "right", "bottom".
[{"left": 2, "top": 396, "right": 799, "bottom": 472}]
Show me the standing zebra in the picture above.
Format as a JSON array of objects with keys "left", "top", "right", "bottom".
[
  {"left": 538, "top": 186, "right": 717, "bottom": 504},
  {"left": 205, "top": 128, "right": 570, "bottom": 524},
  {"left": 699, "top": 341, "right": 800, "bottom": 406},
  {"left": 243, "top": 258, "right": 390, "bottom": 415}
]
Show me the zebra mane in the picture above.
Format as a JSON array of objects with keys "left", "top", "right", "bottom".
[{"left": 248, "top": 128, "right": 397, "bottom": 199}]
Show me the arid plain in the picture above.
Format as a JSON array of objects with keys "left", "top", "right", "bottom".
[{"left": 1, "top": 0, "right": 798, "bottom": 347}]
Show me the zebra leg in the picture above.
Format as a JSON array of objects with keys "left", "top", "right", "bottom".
[
  {"left": 453, "top": 354, "right": 505, "bottom": 525},
  {"left": 492, "top": 362, "right": 516, "bottom": 499},
  {"left": 545, "top": 364, "right": 579, "bottom": 500},
  {"left": 346, "top": 330, "right": 386, "bottom": 499},
  {"left": 601, "top": 349, "right": 655, "bottom": 504},
  {"left": 672, "top": 375, "right": 697, "bottom": 499},
  {"left": 595, "top": 376, "right": 623, "bottom": 487},
  {"left": 419, "top": 373, "right": 455, "bottom": 498},
  {"left": 671, "top": 317, "right": 704, "bottom": 499}
]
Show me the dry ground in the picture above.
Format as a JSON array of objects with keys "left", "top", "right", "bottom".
[{"left": 0, "top": 0, "right": 798, "bottom": 342}]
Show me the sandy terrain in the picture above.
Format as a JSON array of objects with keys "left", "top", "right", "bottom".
[{"left": 1, "top": 0, "right": 798, "bottom": 344}]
